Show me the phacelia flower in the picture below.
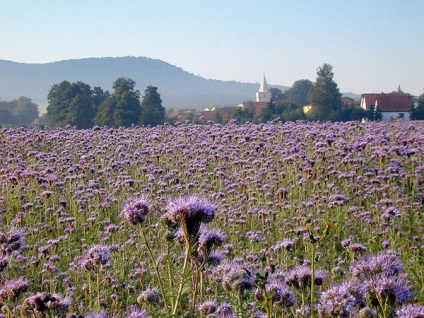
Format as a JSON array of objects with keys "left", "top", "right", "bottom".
[
  {"left": 121, "top": 196, "right": 151, "bottom": 226},
  {"left": 396, "top": 304, "right": 424, "bottom": 318},
  {"left": 317, "top": 282, "right": 358, "bottom": 318},
  {"left": 162, "top": 195, "right": 216, "bottom": 245},
  {"left": 80, "top": 245, "right": 112, "bottom": 272}
]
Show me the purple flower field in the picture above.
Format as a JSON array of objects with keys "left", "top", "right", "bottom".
[{"left": 0, "top": 120, "right": 423, "bottom": 317}]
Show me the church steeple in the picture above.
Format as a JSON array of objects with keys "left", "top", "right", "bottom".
[
  {"left": 256, "top": 74, "right": 272, "bottom": 102},
  {"left": 259, "top": 74, "right": 269, "bottom": 93}
]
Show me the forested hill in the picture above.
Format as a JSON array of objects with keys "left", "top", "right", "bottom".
[{"left": 0, "top": 56, "right": 288, "bottom": 113}]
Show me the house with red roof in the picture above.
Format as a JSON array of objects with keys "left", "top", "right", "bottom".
[{"left": 360, "top": 93, "right": 413, "bottom": 121}]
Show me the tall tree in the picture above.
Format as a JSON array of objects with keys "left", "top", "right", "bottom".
[
  {"left": 94, "top": 77, "right": 141, "bottom": 128},
  {"left": 91, "top": 86, "right": 109, "bottom": 113},
  {"left": 67, "top": 94, "right": 94, "bottom": 129},
  {"left": 140, "top": 86, "right": 165, "bottom": 126},
  {"left": 114, "top": 91, "right": 142, "bottom": 127},
  {"left": 284, "top": 79, "right": 313, "bottom": 107},
  {"left": 0, "top": 97, "right": 39, "bottom": 127},
  {"left": 47, "top": 81, "right": 96, "bottom": 128},
  {"left": 308, "top": 64, "right": 342, "bottom": 120},
  {"left": 0, "top": 109, "right": 14, "bottom": 126},
  {"left": 94, "top": 96, "right": 116, "bottom": 127},
  {"left": 14, "top": 97, "right": 39, "bottom": 126},
  {"left": 366, "top": 104, "right": 382, "bottom": 121},
  {"left": 269, "top": 88, "right": 285, "bottom": 103},
  {"left": 47, "top": 81, "right": 73, "bottom": 127}
]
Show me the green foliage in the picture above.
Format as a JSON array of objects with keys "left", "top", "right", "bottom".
[
  {"left": 308, "top": 64, "right": 342, "bottom": 120},
  {"left": 94, "top": 96, "right": 116, "bottom": 127},
  {"left": 260, "top": 101, "right": 305, "bottom": 122},
  {"left": 114, "top": 91, "right": 142, "bottom": 127},
  {"left": 140, "top": 86, "right": 165, "bottom": 126},
  {"left": 269, "top": 87, "right": 285, "bottom": 103},
  {"left": 0, "top": 108, "right": 14, "bottom": 126},
  {"left": 14, "top": 97, "right": 39, "bottom": 126},
  {"left": 0, "top": 97, "right": 39, "bottom": 127},
  {"left": 232, "top": 107, "right": 254, "bottom": 123},
  {"left": 365, "top": 104, "right": 383, "bottom": 121},
  {"left": 339, "top": 103, "right": 367, "bottom": 122},
  {"left": 47, "top": 81, "right": 96, "bottom": 128},
  {"left": 67, "top": 94, "right": 95, "bottom": 129},
  {"left": 285, "top": 79, "right": 313, "bottom": 107},
  {"left": 94, "top": 78, "right": 142, "bottom": 128},
  {"left": 410, "top": 94, "right": 424, "bottom": 120}
]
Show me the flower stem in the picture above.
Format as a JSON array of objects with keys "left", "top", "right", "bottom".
[
  {"left": 140, "top": 227, "right": 169, "bottom": 313},
  {"left": 173, "top": 241, "right": 191, "bottom": 315},
  {"left": 310, "top": 243, "right": 316, "bottom": 318}
]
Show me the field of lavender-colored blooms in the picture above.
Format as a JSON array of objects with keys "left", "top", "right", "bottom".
[{"left": 0, "top": 120, "right": 423, "bottom": 318}]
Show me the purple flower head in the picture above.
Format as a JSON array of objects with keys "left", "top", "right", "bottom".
[
  {"left": 317, "top": 282, "right": 358, "bottom": 318},
  {"left": 350, "top": 250, "right": 404, "bottom": 280},
  {"left": 286, "top": 265, "right": 311, "bottom": 289},
  {"left": 137, "top": 287, "right": 161, "bottom": 305},
  {"left": 347, "top": 243, "right": 368, "bottom": 254},
  {"left": 0, "top": 277, "right": 29, "bottom": 302},
  {"left": 217, "top": 302, "right": 234, "bottom": 316},
  {"left": 361, "top": 274, "right": 414, "bottom": 306},
  {"left": 0, "top": 228, "right": 25, "bottom": 253},
  {"left": 121, "top": 196, "right": 151, "bottom": 226},
  {"left": 84, "top": 311, "right": 108, "bottom": 318},
  {"left": 80, "top": 245, "right": 111, "bottom": 272},
  {"left": 0, "top": 254, "right": 9, "bottom": 272},
  {"left": 125, "top": 305, "right": 151, "bottom": 318},
  {"left": 210, "top": 260, "right": 255, "bottom": 294},
  {"left": 163, "top": 195, "right": 216, "bottom": 245},
  {"left": 396, "top": 304, "right": 424, "bottom": 318},
  {"left": 198, "top": 299, "right": 218, "bottom": 316},
  {"left": 265, "top": 280, "right": 296, "bottom": 308},
  {"left": 198, "top": 225, "right": 227, "bottom": 255},
  {"left": 25, "top": 292, "right": 71, "bottom": 314}
]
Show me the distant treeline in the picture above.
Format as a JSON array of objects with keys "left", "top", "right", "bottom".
[{"left": 0, "top": 96, "right": 39, "bottom": 127}]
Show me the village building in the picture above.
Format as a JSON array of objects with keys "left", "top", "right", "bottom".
[
  {"left": 360, "top": 92, "right": 413, "bottom": 121},
  {"left": 253, "top": 75, "right": 272, "bottom": 116}
]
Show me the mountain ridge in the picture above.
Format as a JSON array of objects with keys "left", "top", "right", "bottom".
[{"left": 0, "top": 56, "right": 290, "bottom": 113}]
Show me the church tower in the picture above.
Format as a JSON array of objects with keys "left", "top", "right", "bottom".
[{"left": 256, "top": 74, "right": 272, "bottom": 103}]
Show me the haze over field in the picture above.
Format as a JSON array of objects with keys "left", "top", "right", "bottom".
[{"left": 1, "top": 0, "right": 423, "bottom": 99}]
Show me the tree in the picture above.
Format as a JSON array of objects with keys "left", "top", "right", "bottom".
[
  {"left": 14, "top": 97, "right": 39, "bottom": 126},
  {"left": 140, "top": 86, "right": 165, "bottom": 126},
  {"left": 114, "top": 91, "right": 142, "bottom": 127},
  {"left": 94, "top": 77, "right": 141, "bottom": 128},
  {"left": 47, "top": 81, "right": 96, "bottom": 128},
  {"left": 308, "top": 64, "right": 342, "bottom": 120},
  {"left": 284, "top": 79, "right": 313, "bottom": 107},
  {"left": 94, "top": 96, "right": 116, "bottom": 127},
  {"left": 0, "top": 97, "right": 39, "bottom": 127},
  {"left": 0, "top": 109, "right": 14, "bottom": 126},
  {"left": 67, "top": 94, "right": 94, "bottom": 129},
  {"left": 339, "top": 103, "right": 367, "bottom": 122},
  {"left": 410, "top": 94, "right": 424, "bottom": 120},
  {"left": 92, "top": 86, "right": 109, "bottom": 113},
  {"left": 269, "top": 88, "right": 285, "bottom": 103},
  {"left": 232, "top": 107, "right": 254, "bottom": 124},
  {"left": 260, "top": 100, "right": 305, "bottom": 123},
  {"left": 366, "top": 104, "right": 382, "bottom": 121}
]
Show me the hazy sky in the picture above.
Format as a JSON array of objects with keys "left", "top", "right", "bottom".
[{"left": 1, "top": 0, "right": 423, "bottom": 95}]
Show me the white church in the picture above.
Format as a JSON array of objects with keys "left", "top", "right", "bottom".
[{"left": 243, "top": 74, "right": 272, "bottom": 117}]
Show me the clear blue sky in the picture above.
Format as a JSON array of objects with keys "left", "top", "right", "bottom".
[{"left": 1, "top": 0, "right": 423, "bottom": 96}]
